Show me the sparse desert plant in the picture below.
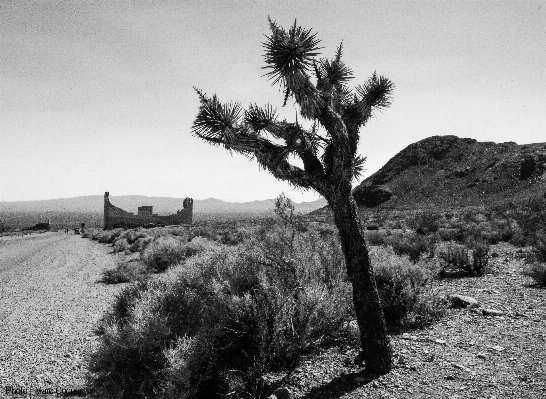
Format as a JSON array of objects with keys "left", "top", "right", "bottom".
[
  {"left": 217, "top": 227, "right": 250, "bottom": 245},
  {"left": 366, "top": 230, "right": 385, "bottom": 246},
  {"left": 188, "top": 225, "right": 217, "bottom": 242},
  {"left": 438, "top": 242, "right": 470, "bottom": 276},
  {"left": 112, "top": 238, "right": 130, "bottom": 254},
  {"left": 533, "top": 229, "right": 546, "bottom": 262},
  {"left": 130, "top": 236, "right": 153, "bottom": 253},
  {"left": 97, "top": 279, "right": 155, "bottom": 330},
  {"left": 468, "top": 240, "right": 491, "bottom": 276},
  {"left": 88, "top": 235, "right": 354, "bottom": 399},
  {"left": 493, "top": 218, "right": 525, "bottom": 245},
  {"left": 437, "top": 227, "right": 464, "bottom": 243},
  {"left": 387, "top": 233, "right": 435, "bottom": 264},
  {"left": 511, "top": 196, "right": 546, "bottom": 240},
  {"left": 97, "top": 229, "right": 124, "bottom": 244},
  {"left": 141, "top": 236, "right": 204, "bottom": 273},
  {"left": 407, "top": 209, "right": 442, "bottom": 234},
  {"left": 475, "top": 222, "right": 502, "bottom": 245},
  {"left": 99, "top": 260, "right": 148, "bottom": 284},
  {"left": 437, "top": 241, "right": 491, "bottom": 276},
  {"left": 122, "top": 228, "right": 149, "bottom": 245},
  {"left": 522, "top": 262, "right": 546, "bottom": 286},
  {"left": 371, "top": 247, "right": 446, "bottom": 331},
  {"left": 87, "top": 214, "right": 449, "bottom": 398}
]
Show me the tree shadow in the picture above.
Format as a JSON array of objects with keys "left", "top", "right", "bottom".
[{"left": 300, "top": 370, "right": 381, "bottom": 399}]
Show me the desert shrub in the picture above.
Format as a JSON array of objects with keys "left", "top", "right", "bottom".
[
  {"left": 88, "top": 211, "right": 447, "bottom": 398},
  {"left": 522, "top": 262, "right": 546, "bottom": 286},
  {"left": 188, "top": 225, "right": 217, "bottom": 241},
  {"left": 455, "top": 222, "right": 502, "bottom": 245},
  {"left": 492, "top": 218, "right": 525, "bottom": 246},
  {"left": 511, "top": 196, "right": 546, "bottom": 239},
  {"left": 387, "top": 233, "right": 435, "bottom": 264},
  {"left": 533, "top": 230, "right": 546, "bottom": 262},
  {"left": 217, "top": 227, "right": 251, "bottom": 245},
  {"left": 83, "top": 228, "right": 103, "bottom": 240},
  {"left": 112, "top": 238, "right": 130, "bottom": 254},
  {"left": 475, "top": 223, "right": 502, "bottom": 245},
  {"left": 437, "top": 242, "right": 471, "bottom": 276},
  {"left": 100, "top": 279, "right": 155, "bottom": 329},
  {"left": 365, "top": 230, "right": 385, "bottom": 246},
  {"left": 407, "top": 210, "right": 442, "bottom": 234},
  {"left": 98, "top": 229, "right": 124, "bottom": 244},
  {"left": 468, "top": 240, "right": 491, "bottom": 276},
  {"left": 141, "top": 236, "right": 205, "bottom": 273},
  {"left": 100, "top": 260, "right": 149, "bottom": 284},
  {"left": 130, "top": 236, "right": 153, "bottom": 253},
  {"left": 87, "top": 229, "right": 354, "bottom": 399},
  {"left": 384, "top": 218, "right": 404, "bottom": 230},
  {"left": 370, "top": 247, "right": 446, "bottom": 331},
  {"left": 123, "top": 228, "right": 149, "bottom": 245},
  {"left": 437, "top": 228, "right": 463, "bottom": 243},
  {"left": 437, "top": 241, "right": 490, "bottom": 276}
]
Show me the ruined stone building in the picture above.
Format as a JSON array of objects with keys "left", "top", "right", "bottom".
[{"left": 103, "top": 192, "right": 193, "bottom": 229}]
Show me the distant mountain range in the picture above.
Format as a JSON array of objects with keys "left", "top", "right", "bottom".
[{"left": 0, "top": 195, "right": 328, "bottom": 217}]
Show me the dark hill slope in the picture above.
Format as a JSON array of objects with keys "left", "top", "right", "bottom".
[{"left": 353, "top": 135, "right": 546, "bottom": 209}]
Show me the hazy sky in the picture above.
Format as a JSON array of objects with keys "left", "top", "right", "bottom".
[{"left": 1, "top": 0, "right": 545, "bottom": 202}]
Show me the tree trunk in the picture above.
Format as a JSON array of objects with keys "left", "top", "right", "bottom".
[{"left": 327, "top": 186, "right": 393, "bottom": 374}]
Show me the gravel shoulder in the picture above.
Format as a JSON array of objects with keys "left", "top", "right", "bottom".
[{"left": 0, "top": 232, "right": 124, "bottom": 397}]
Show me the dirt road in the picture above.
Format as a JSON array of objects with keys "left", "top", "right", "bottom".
[{"left": 0, "top": 232, "right": 122, "bottom": 397}]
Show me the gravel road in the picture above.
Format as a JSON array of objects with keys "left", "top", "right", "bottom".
[{"left": 0, "top": 232, "right": 123, "bottom": 397}]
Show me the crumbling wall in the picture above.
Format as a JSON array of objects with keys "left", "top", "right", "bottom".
[{"left": 104, "top": 192, "right": 193, "bottom": 229}]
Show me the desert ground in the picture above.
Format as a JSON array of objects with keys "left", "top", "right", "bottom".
[{"left": 1, "top": 222, "right": 545, "bottom": 399}]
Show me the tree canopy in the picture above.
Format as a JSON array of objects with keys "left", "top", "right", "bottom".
[{"left": 192, "top": 18, "right": 394, "bottom": 199}]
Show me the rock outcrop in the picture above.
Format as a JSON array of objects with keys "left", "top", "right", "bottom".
[{"left": 353, "top": 135, "right": 546, "bottom": 208}]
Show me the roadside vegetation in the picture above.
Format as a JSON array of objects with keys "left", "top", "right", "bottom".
[{"left": 81, "top": 193, "right": 546, "bottom": 398}]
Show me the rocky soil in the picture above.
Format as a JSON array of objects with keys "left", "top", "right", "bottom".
[{"left": 270, "top": 243, "right": 546, "bottom": 399}]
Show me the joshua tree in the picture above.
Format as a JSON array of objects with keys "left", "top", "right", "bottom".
[{"left": 192, "top": 19, "right": 394, "bottom": 373}]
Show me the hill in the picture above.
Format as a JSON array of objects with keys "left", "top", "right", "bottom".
[{"left": 353, "top": 135, "right": 546, "bottom": 209}]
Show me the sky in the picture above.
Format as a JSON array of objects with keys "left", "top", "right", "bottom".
[{"left": 1, "top": 0, "right": 545, "bottom": 203}]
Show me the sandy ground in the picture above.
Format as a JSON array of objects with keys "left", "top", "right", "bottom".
[{"left": 0, "top": 232, "right": 123, "bottom": 398}]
